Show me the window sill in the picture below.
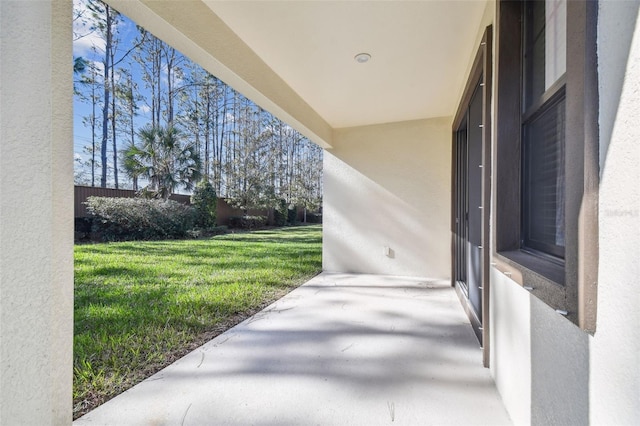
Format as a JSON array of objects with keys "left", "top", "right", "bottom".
[
  {"left": 499, "top": 250, "right": 564, "bottom": 286},
  {"left": 494, "top": 250, "right": 567, "bottom": 312}
]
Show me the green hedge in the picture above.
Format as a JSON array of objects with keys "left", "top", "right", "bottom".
[
  {"left": 228, "top": 215, "right": 267, "bottom": 230},
  {"left": 306, "top": 212, "right": 322, "bottom": 223},
  {"left": 85, "top": 196, "right": 196, "bottom": 241}
]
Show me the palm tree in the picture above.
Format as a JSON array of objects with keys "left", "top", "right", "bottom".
[{"left": 122, "top": 125, "right": 202, "bottom": 199}]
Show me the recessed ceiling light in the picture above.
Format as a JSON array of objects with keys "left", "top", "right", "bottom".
[{"left": 354, "top": 53, "right": 371, "bottom": 63}]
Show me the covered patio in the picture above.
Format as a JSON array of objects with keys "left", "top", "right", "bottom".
[
  {"left": 75, "top": 273, "right": 510, "bottom": 425},
  {"left": 1, "top": 0, "right": 638, "bottom": 424}
]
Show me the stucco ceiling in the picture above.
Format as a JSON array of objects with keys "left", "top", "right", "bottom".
[{"left": 203, "top": 1, "right": 488, "bottom": 129}]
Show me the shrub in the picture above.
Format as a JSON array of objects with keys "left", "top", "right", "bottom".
[
  {"left": 74, "top": 217, "right": 94, "bottom": 242},
  {"left": 191, "top": 181, "right": 217, "bottom": 228},
  {"left": 85, "top": 196, "right": 196, "bottom": 241},
  {"left": 287, "top": 205, "right": 298, "bottom": 225},
  {"left": 74, "top": 217, "right": 93, "bottom": 233},
  {"left": 273, "top": 199, "right": 287, "bottom": 227},
  {"left": 228, "top": 215, "right": 267, "bottom": 230},
  {"left": 306, "top": 212, "right": 323, "bottom": 224}
]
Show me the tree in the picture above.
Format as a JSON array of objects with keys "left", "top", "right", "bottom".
[
  {"left": 84, "top": 0, "right": 145, "bottom": 188},
  {"left": 122, "top": 125, "right": 202, "bottom": 200},
  {"left": 84, "top": 0, "right": 118, "bottom": 187},
  {"left": 77, "top": 61, "right": 101, "bottom": 186},
  {"left": 225, "top": 102, "right": 275, "bottom": 213},
  {"left": 135, "top": 30, "right": 164, "bottom": 128},
  {"left": 289, "top": 136, "right": 323, "bottom": 213},
  {"left": 115, "top": 66, "right": 143, "bottom": 189},
  {"left": 191, "top": 180, "right": 217, "bottom": 228},
  {"left": 73, "top": 0, "right": 323, "bottom": 203},
  {"left": 161, "top": 43, "right": 186, "bottom": 126}
]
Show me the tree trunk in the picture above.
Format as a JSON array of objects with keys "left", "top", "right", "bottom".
[
  {"left": 91, "top": 64, "right": 97, "bottom": 187},
  {"left": 111, "top": 52, "right": 118, "bottom": 188},
  {"left": 218, "top": 84, "right": 228, "bottom": 195},
  {"left": 165, "top": 47, "right": 175, "bottom": 126},
  {"left": 100, "top": 5, "right": 112, "bottom": 188},
  {"left": 204, "top": 83, "right": 210, "bottom": 180},
  {"left": 128, "top": 73, "right": 137, "bottom": 191}
]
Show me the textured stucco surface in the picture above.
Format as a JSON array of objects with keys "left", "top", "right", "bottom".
[
  {"left": 489, "top": 270, "right": 531, "bottom": 426},
  {"left": 490, "top": 2, "right": 640, "bottom": 424},
  {"left": 590, "top": 1, "right": 640, "bottom": 423},
  {"left": 0, "top": 1, "right": 74, "bottom": 424},
  {"left": 324, "top": 118, "right": 451, "bottom": 278}
]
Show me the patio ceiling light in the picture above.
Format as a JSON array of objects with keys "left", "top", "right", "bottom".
[{"left": 354, "top": 53, "right": 371, "bottom": 63}]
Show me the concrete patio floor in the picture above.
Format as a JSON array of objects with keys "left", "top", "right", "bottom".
[{"left": 75, "top": 272, "right": 511, "bottom": 425}]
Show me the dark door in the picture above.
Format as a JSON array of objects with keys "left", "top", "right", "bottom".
[{"left": 454, "top": 78, "right": 484, "bottom": 344}]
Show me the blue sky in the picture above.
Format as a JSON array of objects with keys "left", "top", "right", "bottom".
[
  {"left": 73, "top": 0, "right": 165, "bottom": 186},
  {"left": 71, "top": 0, "right": 317, "bottom": 194}
]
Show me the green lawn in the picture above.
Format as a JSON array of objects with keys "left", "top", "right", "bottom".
[{"left": 73, "top": 225, "right": 322, "bottom": 418}]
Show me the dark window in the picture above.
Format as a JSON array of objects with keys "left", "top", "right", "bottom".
[
  {"left": 494, "top": 0, "right": 599, "bottom": 331},
  {"left": 523, "top": 0, "right": 547, "bottom": 110},
  {"left": 522, "top": 90, "right": 566, "bottom": 258},
  {"left": 521, "top": 0, "right": 567, "bottom": 260}
]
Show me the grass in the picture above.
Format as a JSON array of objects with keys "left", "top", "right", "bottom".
[{"left": 73, "top": 225, "right": 322, "bottom": 418}]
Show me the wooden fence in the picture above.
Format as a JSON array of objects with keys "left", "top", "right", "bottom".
[
  {"left": 74, "top": 185, "right": 312, "bottom": 226},
  {"left": 74, "top": 186, "right": 191, "bottom": 218}
]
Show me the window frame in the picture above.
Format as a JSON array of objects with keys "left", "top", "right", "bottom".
[{"left": 494, "top": 0, "right": 599, "bottom": 332}]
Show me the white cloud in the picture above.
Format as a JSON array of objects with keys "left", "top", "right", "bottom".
[
  {"left": 80, "top": 60, "right": 105, "bottom": 81},
  {"left": 91, "top": 59, "right": 105, "bottom": 74},
  {"left": 160, "top": 64, "right": 185, "bottom": 87},
  {"left": 73, "top": 0, "right": 128, "bottom": 58},
  {"left": 73, "top": 0, "right": 106, "bottom": 57}
]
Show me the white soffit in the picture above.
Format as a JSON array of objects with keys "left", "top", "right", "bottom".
[{"left": 204, "top": 1, "right": 487, "bottom": 129}]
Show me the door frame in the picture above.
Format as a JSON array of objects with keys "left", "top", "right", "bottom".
[{"left": 451, "top": 25, "right": 492, "bottom": 367}]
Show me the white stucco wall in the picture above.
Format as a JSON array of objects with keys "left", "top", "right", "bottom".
[
  {"left": 0, "top": 1, "right": 74, "bottom": 424},
  {"left": 590, "top": 1, "right": 640, "bottom": 423},
  {"left": 489, "top": 271, "right": 532, "bottom": 425},
  {"left": 490, "top": 1, "right": 640, "bottom": 424},
  {"left": 323, "top": 118, "right": 451, "bottom": 279}
]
